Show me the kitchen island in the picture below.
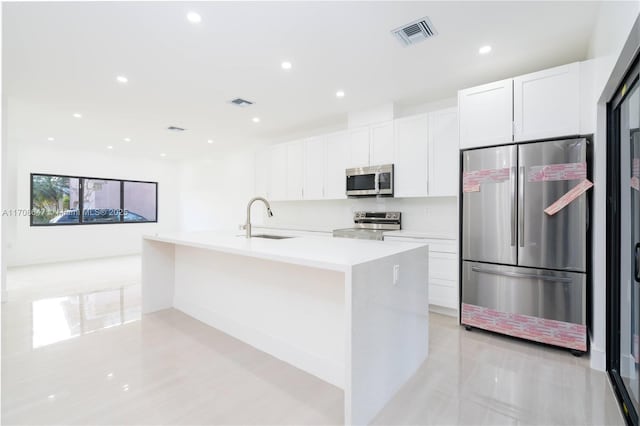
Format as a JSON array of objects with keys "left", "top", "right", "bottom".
[{"left": 142, "top": 231, "right": 429, "bottom": 425}]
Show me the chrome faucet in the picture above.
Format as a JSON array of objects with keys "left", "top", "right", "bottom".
[{"left": 242, "top": 197, "right": 273, "bottom": 238}]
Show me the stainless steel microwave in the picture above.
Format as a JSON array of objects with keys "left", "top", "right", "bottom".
[{"left": 345, "top": 164, "right": 394, "bottom": 197}]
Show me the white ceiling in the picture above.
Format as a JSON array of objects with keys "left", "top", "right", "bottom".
[{"left": 4, "top": 1, "right": 603, "bottom": 161}]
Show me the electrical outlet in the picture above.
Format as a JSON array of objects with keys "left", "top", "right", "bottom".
[{"left": 393, "top": 264, "right": 400, "bottom": 285}]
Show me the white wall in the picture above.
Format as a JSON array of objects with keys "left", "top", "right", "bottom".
[
  {"left": 5, "top": 143, "right": 180, "bottom": 266},
  {"left": 587, "top": 1, "right": 640, "bottom": 371},
  {"left": 178, "top": 149, "right": 257, "bottom": 232},
  {"left": 267, "top": 197, "right": 457, "bottom": 237}
]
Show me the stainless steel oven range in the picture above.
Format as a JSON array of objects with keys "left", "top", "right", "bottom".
[{"left": 332, "top": 211, "right": 401, "bottom": 241}]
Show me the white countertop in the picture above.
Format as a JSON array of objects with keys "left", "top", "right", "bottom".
[{"left": 144, "top": 230, "right": 427, "bottom": 272}]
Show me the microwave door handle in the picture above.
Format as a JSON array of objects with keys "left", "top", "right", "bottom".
[{"left": 374, "top": 172, "right": 380, "bottom": 193}]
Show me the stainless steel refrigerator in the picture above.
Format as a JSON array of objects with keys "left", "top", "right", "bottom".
[{"left": 461, "top": 138, "right": 589, "bottom": 353}]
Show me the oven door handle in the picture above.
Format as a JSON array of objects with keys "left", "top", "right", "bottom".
[{"left": 374, "top": 172, "right": 380, "bottom": 193}]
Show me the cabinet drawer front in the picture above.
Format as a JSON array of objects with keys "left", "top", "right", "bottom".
[
  {"left": 384, "top": 236, "right": 457, "bottom": 253},
  {"left": 425, "top": 240, "right": 457, "bottom": 253},
  {"left": 429, "top": 252, "right": 457, "bottom": 280},
  {"left": 429, "top": 283, "right": 458, "bottom": 309},
  {"left": 430, "top": 276, "right": 456, "bottom": 288}
]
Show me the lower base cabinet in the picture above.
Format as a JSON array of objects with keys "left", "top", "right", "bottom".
[{"left": 384, "top": 235, "right": 458, "bottom": 311}]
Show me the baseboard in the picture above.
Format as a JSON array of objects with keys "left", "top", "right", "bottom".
[
  {"left": 429, "top": 304, "right": 457, "bottom": 317},
  {"left": 173, "top": 297, "right": 345, "bottom": 389}
]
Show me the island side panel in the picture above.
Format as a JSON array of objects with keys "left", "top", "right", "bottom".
[
  {"left": 346, "top": 246, "right": 429, "bottom": 425},
  {"left": 142, "top": 239, "right": 176, "bottom": 314},
  {"left": 172, "top": 245, "right": 346, "bottom": 388}
]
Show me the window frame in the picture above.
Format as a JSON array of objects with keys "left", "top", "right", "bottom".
[{"left": 30, "top": 173, "right": 158, "bottom": 226}]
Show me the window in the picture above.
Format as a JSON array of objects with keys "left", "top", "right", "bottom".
[
  {"left": 30, "top": 173, "right": 158, "bottom": 226},
  {"left": 123, "top": 181, "right": 157, "bottom": 222}
]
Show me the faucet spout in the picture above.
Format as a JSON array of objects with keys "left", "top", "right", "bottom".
[{"left": 244, "top": 197, "right": 273, "bottom": 238}]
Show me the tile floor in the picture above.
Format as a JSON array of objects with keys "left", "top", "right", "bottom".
[{"left": 1, "top": 256, "right": 625, "bottom": 425}]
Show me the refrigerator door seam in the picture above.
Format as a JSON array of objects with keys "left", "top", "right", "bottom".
[{"left": 518, "top": 165, "right": 525, "bottom": 248}]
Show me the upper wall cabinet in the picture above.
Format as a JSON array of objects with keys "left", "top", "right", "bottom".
[
  {"left": 255, "top": 107, "right": 457, "bottom": 201},
  {"left": 303, "top": 137, "right": 326, "bottom": 200},
  {"left": 348, "top": 127, "right": 371, "bottom": 168},
  {"left": 394, "top": 114, "right": 429, "bottom": 198},
  {"left": 513, "top": 63, "right": 580, "bottom": 142},
  {"left": 428, "top": 108, "right": 459, "bottom": 197},
  {"left": 394, "top": 109, "right": 459, "bottom": 198},
  {"left": 325, "top": 131, "right": 349, "bottom": 199},
  {"left": 267, "top": 143, "right": 287, "bottom": 201},
  {"left": 286, "top": 141, "right": 304, "bottom": 200},
  {"left": 254, "top": 149, "right": 269, "bottom": 198},
  {"left": 459, "top": 61, "right": 584, "bottom": 150},
  {"left": 458, "top": 78, "right": 513, "bottom": 149},
  {"left": 370, "top": 121, "right": 395, "bottom": 165}
]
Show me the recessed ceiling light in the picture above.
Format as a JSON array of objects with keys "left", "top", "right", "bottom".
[
  {"left": 123, "top": 137, "right": 131, "bottom": 142},
  {"left": 281, "top": 61, "right": 292, "bottom": 70},
  {"left": 107, "top": 145, "right": 113, "bottom": 150},
  {"left": 116, "top": 75, "right": 128, "bottom": 83},
  {"left": 252, "top": 117, "right": 260, "bottom": 123},
  {"left": 72, "top": 113, "right": 82, "bottom": 118},
  {"left": 47, "top": 137, "right": 55, "bottom": 141},
  {"left": 160, "top": 153, "right": 167, "bottom": 157},
  {"left": 479, "top": 45, "right": 492, "bottom": 55},
  {"left": 207, "top": 139, "right": 214, "bottom": 144},
  {"left": 336, "top": 90, "right": 345, "bottom": 98},
  {"left": 187, "top": 12, "right": 201, "bottom": 23}
]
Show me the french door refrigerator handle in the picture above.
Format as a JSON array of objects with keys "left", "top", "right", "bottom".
[
  {"left": 635, "top": 242, "right": 640, "bottom": 283},
  {"left": 518, "top": 166, "right": 525, "bottom": 247},
  {"left": 471, "top": 265, "right": 573, "bottom": 283},
  {"left": 510, "top": 166, "right": 517, "bottom": 246}
]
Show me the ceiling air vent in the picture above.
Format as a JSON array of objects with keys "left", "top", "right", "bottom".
[
  {"left": 391, "top": 17, "right": 437, "bottom": 47},
  {"left": 229, "top": 98, "right": 254, "bottom": 108}
]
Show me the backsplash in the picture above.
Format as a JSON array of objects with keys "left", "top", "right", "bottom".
[{"left": 264, "top": 196, "right": 458, "bottom": 237}]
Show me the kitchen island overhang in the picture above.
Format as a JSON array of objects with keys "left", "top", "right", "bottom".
[{"left": 142, "top": 231, "right": 429, "bottom": 425}]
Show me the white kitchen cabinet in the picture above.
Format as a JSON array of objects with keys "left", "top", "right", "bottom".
[
  {"left": 286, "top": 141, "right": 304, "bottom": 200},
  {"left": 267, "top": 144, "right": 287, "bottom": 201},
  {"left": 324, "top": 131, "right": 349, "bottom": 199},
  {"left": 254, "top": 148, "right": 269, "bottom": 197},
  {"left": 303, "top": 137, "right": 326, "bottom": 200},
  {"left": 348, "top": 127, "right": 370, "bottom": 168},
  {"left": 458, "top": 78, "right": 513, "bottom": 149},
  {"left": 513, "top": 62, "right": 580, "bottom": 141},
  {"left": 428, "top": 108, "right": 459, "bottom": 197},
  {"left": 383, "top": 235, "right": 458, "bottom": 312},
  {"left": 394, "top": 114, "right": 429, "bottom": 198},
  {"left": 370, "top": 121, "right": 395, "bottom": 165}
]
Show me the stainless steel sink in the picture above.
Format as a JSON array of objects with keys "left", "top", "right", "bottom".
[{"left": 251, "top": 234, "right": 293, "bottom": 240}]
